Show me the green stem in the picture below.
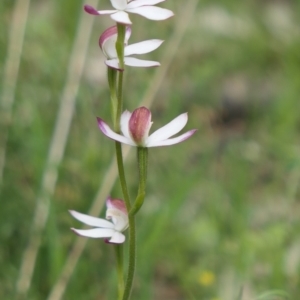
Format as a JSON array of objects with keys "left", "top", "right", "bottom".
[
  {"left": 115, "top": 24, "right": 125, "bottom": 131},
  {"left": 115, "top": 23, "right": 127, "bottom": 206},
  {"left": 115, "top": 142, "right": 131, "bottom": 211},
  {"left": 129, "top": 192, "right": 145, "bottom": 217},
  {"left": 116, "top": 71, "right": 124, "bottom": 131},
  {"left": 113, "top": 23, "right": 130, "bottom": 210},
  {"left": 137, "top": 147, "right": 148, "bottom": 194},
  {"left": 122, "top": 148, "right": 148, "bottom": 299},
  {"left": 116, "top": 24, "right": 125, "bottom": 70},
  {"left": 122, "top": 214, "right": 136, "bottom": 300},
  {"left": 107, "top": 68, "right": 118, "bottom": 127},
  {"left": 129, "top": 147, "right": 148, "bottom": 216},
  {"left": 115, "top": 141, "right": 135, "bottom": 300},
  {"left": 113, "top": 23, "right": 137, "bottom": 300},
  {"left": 114, "top": 244, "right": 124, "bottom": 300}
]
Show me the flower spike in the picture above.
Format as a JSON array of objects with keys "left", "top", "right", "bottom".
[
  {"left": 84, "top": 1, "right": 174, "bottom": 25},
  {"left": 70, "top": 198, "right": 128, "bottom": 244},
  {"left": 99, "top": 25, "right": 163, "bottom": 70},
  {"left": 97, "top": 107, "right": 197, "bottom": 147}
]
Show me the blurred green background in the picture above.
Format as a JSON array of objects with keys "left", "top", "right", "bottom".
[{"left": 1, "top": 0, "right": 300, "bottom": 299}]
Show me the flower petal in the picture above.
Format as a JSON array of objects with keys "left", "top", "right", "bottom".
[
  {"left": 105, "top": 59, "right": 122, "bottom": 70},
  {"left": 126, "top": 6, "right": 174, "bottom": 21},
  {"left": 111, "top": 11, "right": 132, "bottom": 24},
  {"left": 106, "top": 208, "right": 129, "bottom": 231},
  {"left": 146, "top": 129, "right": 197, "bottom": 147},
  {"left": 129, "top": 107, "right": 152, "bottom": 145},
  {"left": 100, "top": 27, "right": 118, "bottom": 59},
  {"left": 110, "top": 0, "right": 127, "bottom": 10},
  {"left": 147, "top": 113, "right": 188, "bottom": 144},
  {"left": 120, "top": 110, "right": 132, "bottom": 139},
  {"left": 125, "top": 40, "right": 163, "bottom": 56},
  {"left": 124, "top": 57, "right": 160, "bottom": 67},
  {"left": 99, "top": 26, "right": 117, "bottom": 50},
  {"left": 84, "top": 5, "right": 116, "bottom": 15},
  {"left": 99, "top": 26, "right": 131, "bottom": 56},
  {"left": 71, "top": 228, "right": 115, "bottom": 238},
  {"left": 97, "top": 117, "right": 135, "bottom": 146},
  {"left": 106, "top": 199, "right": 128, "bottom": 232},
  {"left": 106, "top": 198, "right": 127, "bottom": 214},
  {"left": 109, "top": 231, "right": 125, "bottom": 243},
  {"left": 69, "top": 210, "right": 114, "bottom": 228},
  {"left": 127, "top": 0, "right": 166, "bottom": 9},
  {"left": 124, "top": 25, "right": 132, "bottom": 44}
]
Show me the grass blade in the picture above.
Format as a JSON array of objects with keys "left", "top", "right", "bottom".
[{"left": 15, "top": 2, "right": 97, "bottom": 297}]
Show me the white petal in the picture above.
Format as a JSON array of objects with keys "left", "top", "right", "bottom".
[
  {"left": 97, "top": 10, "right": 118, "bottom": 14},
  {"left": 84, "top": 5, "right": 116, "bottom": 15},
  {"left": 109, "top": 232, "right": 125, "bottom": 243},
  {"left": 106, "top": 208, "right": 129, "bottom": 231},
  {"left": 102, "top": 35, "right": 118, "bottom": 59},
  {"left": 110, "top": 0, "right": 127, "bottom": 10},
  {"left": 120, "top": 110, "right": 132, "bottom": 139},
  {"left": 124, "top": 57, "right": 160, "bottom": 67},
  {"left": 126, "top": 6, "right": 174, "bottom": 20},
  {"left": 105, "top": 59, "right": 122, "bottom": 70},
  {"left": 125, "top": 40, "right": 163, "bottom": 56},
  {"left": 146, "top": 129, "right": 197, "bottom": 147},
  {"left": 111, "top": 11, "right": 132, "bottom": 24},
  {"left": 147, "top": 113, "right": 188, "bottom": 144},
  {"left": 97, "top": 118, "right": 136, "bottom": 146},
  {"left": 125, "top": 26, "right": 132, "bottom": 44},
  {"left": 127, "top": 0, "right": 165, "bottom": 9},
  {"left": 71, "top": 228, "right": 115, "bottom": 238},
  {"left": 69, "top": 210, "right": 114, "bottom": 228}
]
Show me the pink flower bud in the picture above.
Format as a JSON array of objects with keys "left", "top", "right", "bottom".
[
  {"left": 84, "top": 5, "right": 99, "bottom": 15},
  {"left": 129, "top": 107, "right": 152, "bottom": 146}
]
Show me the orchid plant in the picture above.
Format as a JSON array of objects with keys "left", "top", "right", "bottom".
[{"left": 69, "top": 2, "right": 196, "bottom": 299}]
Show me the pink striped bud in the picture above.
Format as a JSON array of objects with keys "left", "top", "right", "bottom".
[{"left": 129, "top": 107, "right": 152, "bottom": 146}]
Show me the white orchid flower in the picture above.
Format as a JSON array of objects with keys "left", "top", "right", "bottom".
[
  {"left": 97, "top": 106, "right": 197, "bottom": 147},
  {"left": 84, "top": 0, "right": 174, "bottom": 25},
  {"left": 70, "top": 198, "right": 128, "bottom": 244},
  {"left": 99, "top": 25, "right": 163, "bottom": 70}
]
